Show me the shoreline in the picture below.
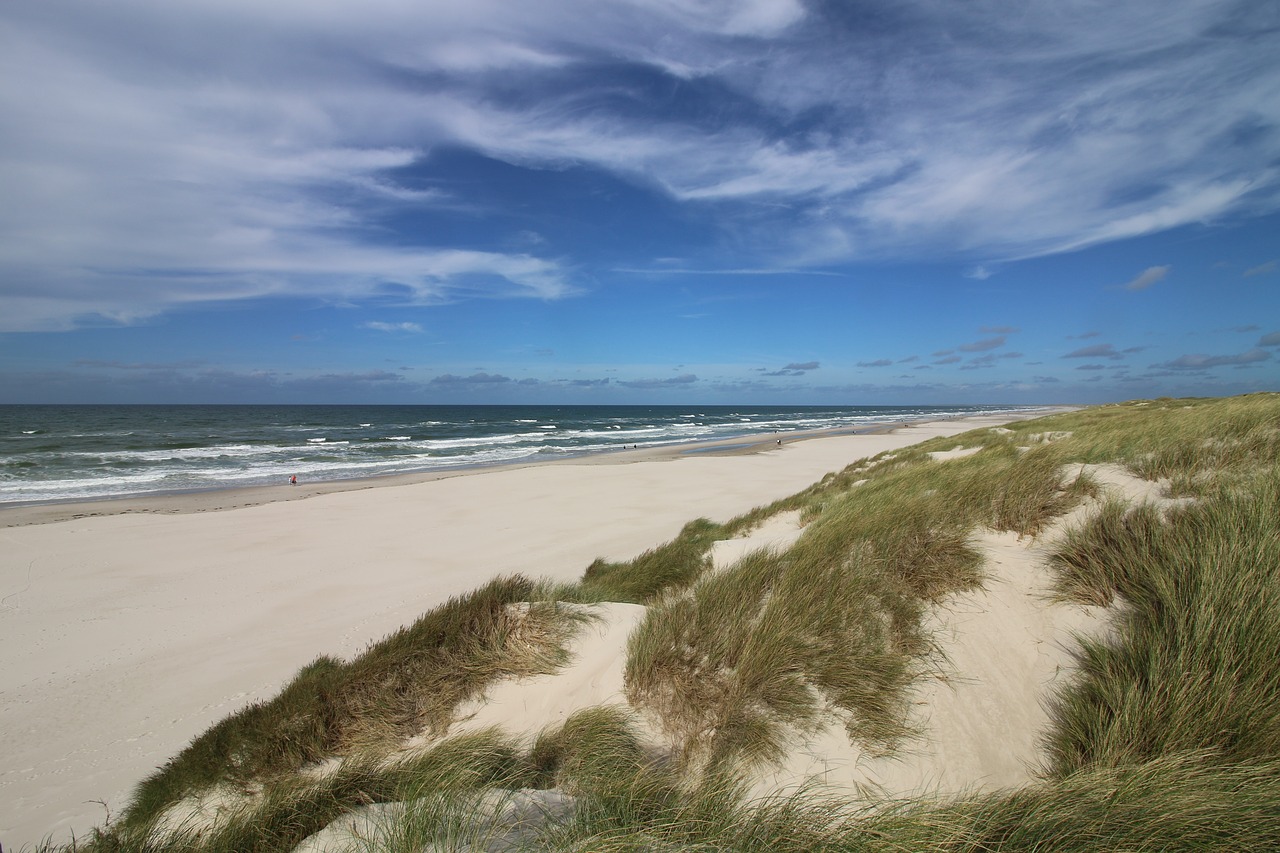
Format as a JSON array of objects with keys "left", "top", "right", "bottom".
[{"left": 0, "top": 420, "right": 909, "bottom": 528}]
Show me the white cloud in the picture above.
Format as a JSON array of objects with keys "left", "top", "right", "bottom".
[
  {"left": 362, "top": 321, "right": 423, "bottom": 333},
  {"left": 1122, "top": 265, "right": 1172, "bottom": 291},
  {"left": 2, "top": 0, "right": 1278, "bottom": 329}
]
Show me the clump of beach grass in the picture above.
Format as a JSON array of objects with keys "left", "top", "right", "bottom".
[
  {"left": 572, "top": 517, "right": 724, "bottom": 604},
  {"left": 51, "top": 729, "right": 533, "bottom": 853},
  {"left": 527, "top": 706, "right": 657, "bottom": 795},
  {"left": 1045, "top": 465, "right": 1280, "bottom": 774},
  {"left": 625, "top": 543, "right": 925, "bottom": 774},
  {"left": 104, "top": 575, "right": 588, "bottom": 845}
]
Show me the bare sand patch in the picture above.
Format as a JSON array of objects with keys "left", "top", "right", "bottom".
[
  {"left": 745, "top": 527, "right": 1117, "bottom": 802},
  {"left": 710, "top": 511, "right": 805, "bottom": 571}
]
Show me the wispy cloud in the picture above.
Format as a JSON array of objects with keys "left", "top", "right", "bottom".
[
  {"left": 618, "top": 373, "right": 700, "bottom": 388},
  {"left": 1064, "top": 343, "right": 1125, "bottom": 360},
  {"left": 1153, "top": 349, "right": 1272, "bottom": 370},
  {"left": 1244, "top": 260, "right": 1278, "bottom": 277},
  {"left": 1122, "top": 265, "right": 1172, "bottom": 291},
  {"left": 429, "top": 372, "right": 514, "bottom": 386},
  {"left": 1, "top": 1, "right": 1276, "bottom": 331},
  {"left": 315, "top": 370, "right": 405, "bottom": 384},
  {"left": 362, "top": 321, "right": 423, "bottom": 333},
  {"left": 958, "top": 336, "right": 1006, "bottom": 352},
  {"left": 761, "top": 360, "right": 819, "bottom": 376},
  {"left": 613, "top": 267, "right": 845, "bottom": 277}
]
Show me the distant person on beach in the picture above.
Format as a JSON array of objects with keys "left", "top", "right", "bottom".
[{"left": 290, "top": 475, "right": 297, "bottom": 485}]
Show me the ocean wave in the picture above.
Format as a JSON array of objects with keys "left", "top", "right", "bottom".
[
  {"left": 0, "top": 404, "right": 1039, "bottom": 505},
  {"left": 65, "top": 444, "right": 264, "bottom": 462}
]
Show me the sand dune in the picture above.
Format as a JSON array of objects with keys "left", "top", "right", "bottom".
[{"left": 0, "top": 413, "right": 1054, "bottom": 847}]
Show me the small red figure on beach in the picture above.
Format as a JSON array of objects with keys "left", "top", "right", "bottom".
[{"left": 290, "top": 475, "right": 297, "bottom": 485}]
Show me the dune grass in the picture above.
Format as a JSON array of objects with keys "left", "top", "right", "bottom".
[
  {"left": 1045, "top": 467, "right": 1280, "bottom": 774},
  {"left": 571, "top": 518, "right": 724, "bottom": 604},
  {"left": 95, "top": 575, "right": 587, "bottom": 845},
  {"left": 976, "top": 392, "right": 1280, "bottom": 495},
  {"left": 624, "top": 433, "right": 1096, "bottom": 775},
  {"left": 64, "top": 730, "right": 534, "bottom": 853},
  {"left": 44, "top": 393, "right": 1280, "bottom": 852}
]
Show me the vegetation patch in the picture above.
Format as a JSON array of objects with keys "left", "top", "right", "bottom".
[
  {"left": 571, "top": 518, "right": 724, "bottom": 604},
  {"left": 1046, "top": 468, "right": 1280, "bottom": 773},
  {"left": 107, "top": 575, "right": 586, "bottom": 843}
]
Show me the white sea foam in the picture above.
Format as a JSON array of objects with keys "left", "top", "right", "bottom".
[
  {"left": 0, "top": 404, "right": 1035, "bottom": 505},
  {"left": 68, "top": 445, "right": 262, "bottom": 462},
  {"left": 417, "top": 433, "right": 548, "bottom": 451}
]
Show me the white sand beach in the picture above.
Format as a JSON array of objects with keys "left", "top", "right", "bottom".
[{"left": 0, "top": 413, "right": 1057, "bottom": 848}]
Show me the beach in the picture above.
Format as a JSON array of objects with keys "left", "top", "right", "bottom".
[{"left": 0, "top": 412, "right": 1054, "bottom": 848}]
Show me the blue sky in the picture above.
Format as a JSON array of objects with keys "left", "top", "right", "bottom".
[{"left": 1, "top": 0, "right": 1278, "bottom": 405}]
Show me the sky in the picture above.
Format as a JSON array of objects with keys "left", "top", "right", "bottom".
[{"left": 1, "top": 0, "right": 1278, "bottom": 406}]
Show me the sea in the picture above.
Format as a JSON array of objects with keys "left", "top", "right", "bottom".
[{"left": 0, "top": 403, "right": 1041, "bottom": 506}]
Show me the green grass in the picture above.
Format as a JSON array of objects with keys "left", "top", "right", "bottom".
[
  {"left": 44, "top": 393, "right": 1280, "bottom": 852},
  {"left": 625, "top": 543, "right": 927, "bottom": 773},
  {"left": 1045, "top": 467, "right": 1280, "bottom": 774},
  {"left": 624, "top": 428, "right": 1097, "bottom": 775},
  {"left": 101, "top": 575, "right": 587, "bottom": 843},
  {"left": 571, "top": 518, "right": 725, "bottom": 604}
]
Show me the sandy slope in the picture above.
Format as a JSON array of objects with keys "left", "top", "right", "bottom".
[
  {"left": 0, "top": 414, "right": 1045, "bottom": 847},
  {"left": 411, "top": 452, "right": 1173, "bottom": 820}
]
